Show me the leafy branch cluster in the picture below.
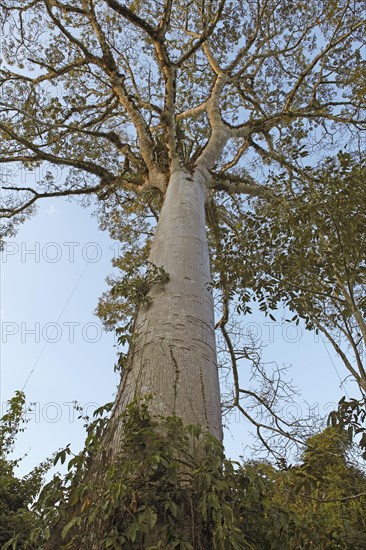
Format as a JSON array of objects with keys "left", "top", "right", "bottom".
[
  {"left": 98, "top": 260, "right": 169, "bottom": 374},
  {"left": 0, "top": 392, "right": 51, "bottom": 549},
  {"left": 329, "top": 395, "right": 366, "bottom": 459},
  {"left": 14, "top": 397, "right": 283, "bottom": 550},
  {"left": 211, "top": 152, "right": 366, "bottom": 393}
]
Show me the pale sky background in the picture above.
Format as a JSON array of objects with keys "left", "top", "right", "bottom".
[{"left": 0, "top": 185, "right": 358, "bottom": 476}]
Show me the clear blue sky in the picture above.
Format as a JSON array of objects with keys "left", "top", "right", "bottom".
[{"left": 1, "top": 195, "right": 355, "bottom": 475}]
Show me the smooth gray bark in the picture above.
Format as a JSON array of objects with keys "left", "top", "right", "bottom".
[{"left": 111, "top": 168, "right": 223, "bottom": 441}]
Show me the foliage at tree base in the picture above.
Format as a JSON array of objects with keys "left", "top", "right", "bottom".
[
  {"left": 2, "top": 395, "right": 366, "bottom": 550},
  {"left": 30, "top": 398, "right": 292, "bottom": 550}
]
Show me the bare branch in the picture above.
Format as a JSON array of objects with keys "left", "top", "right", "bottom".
[
  {"left": 207, "top": 172, "right": 273, "bottom": 197},
  {"left": 176, "top": 0, "right": 227, "bottom": 67},
  {"left": 103, "top": 0, "right": 157, "bottom": 38}
]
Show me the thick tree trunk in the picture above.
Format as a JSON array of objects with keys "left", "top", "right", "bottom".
[
  {"left": 110, "top": 167, "right": 222, "bottom": 442},
  {"left": 46, "top": 169, "right": 223, "bottom": 549}
]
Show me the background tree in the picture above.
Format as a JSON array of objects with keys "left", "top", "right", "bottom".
[
  {"left": 222, "top": 153, "right": 366, "bottom": 393},
  {"left": 0, "top": 392, "right": 49, "bottom": 549},
  {"left": 269, "top": 426, "right": 366, "bottom": 548}
]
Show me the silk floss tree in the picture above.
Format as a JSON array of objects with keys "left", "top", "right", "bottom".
[{"left": 0, "top": 0, "right": 365, "bottom": 539}]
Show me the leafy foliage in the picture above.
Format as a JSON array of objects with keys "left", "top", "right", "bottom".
[
  {"left": 1, "top": 0, "right": 365, "bottom": 236},
  {"left": 96, "top": 191, "right": 161, "bottom": 331},
  {"left": 28, "top": 399, "right": 232, "bottom": 548},
  {"left": 216, "top": 152, "right": 366, "bottom": 390},
  {"left": 0, "top": 392, "right": 50, "bottom": 549},
  {"left": 1, "top": 396, "right": 365, "bottom": 549},
  {"left": 270, "top": 427, "right": 366, "bottom": 549},
  {"left": 13, "top": 398, "right": 296, "bottom": 549},
  {"left": 329, "top": 395, "right": 366, "bottom": 459},
  {"left": 98, "top": 260, "right": 169, "bottom": 374}
]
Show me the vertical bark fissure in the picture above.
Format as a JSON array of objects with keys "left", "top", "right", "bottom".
[
  {"left": 169, "top": 345, "right": 180, "bottom": 414},
  {"left": 199, "top": 364, "right": 210, "bottom": 428}
]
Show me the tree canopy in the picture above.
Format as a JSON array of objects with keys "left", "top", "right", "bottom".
[{"left": 1, "top": 0, "right": 365, "bottom": 241}]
